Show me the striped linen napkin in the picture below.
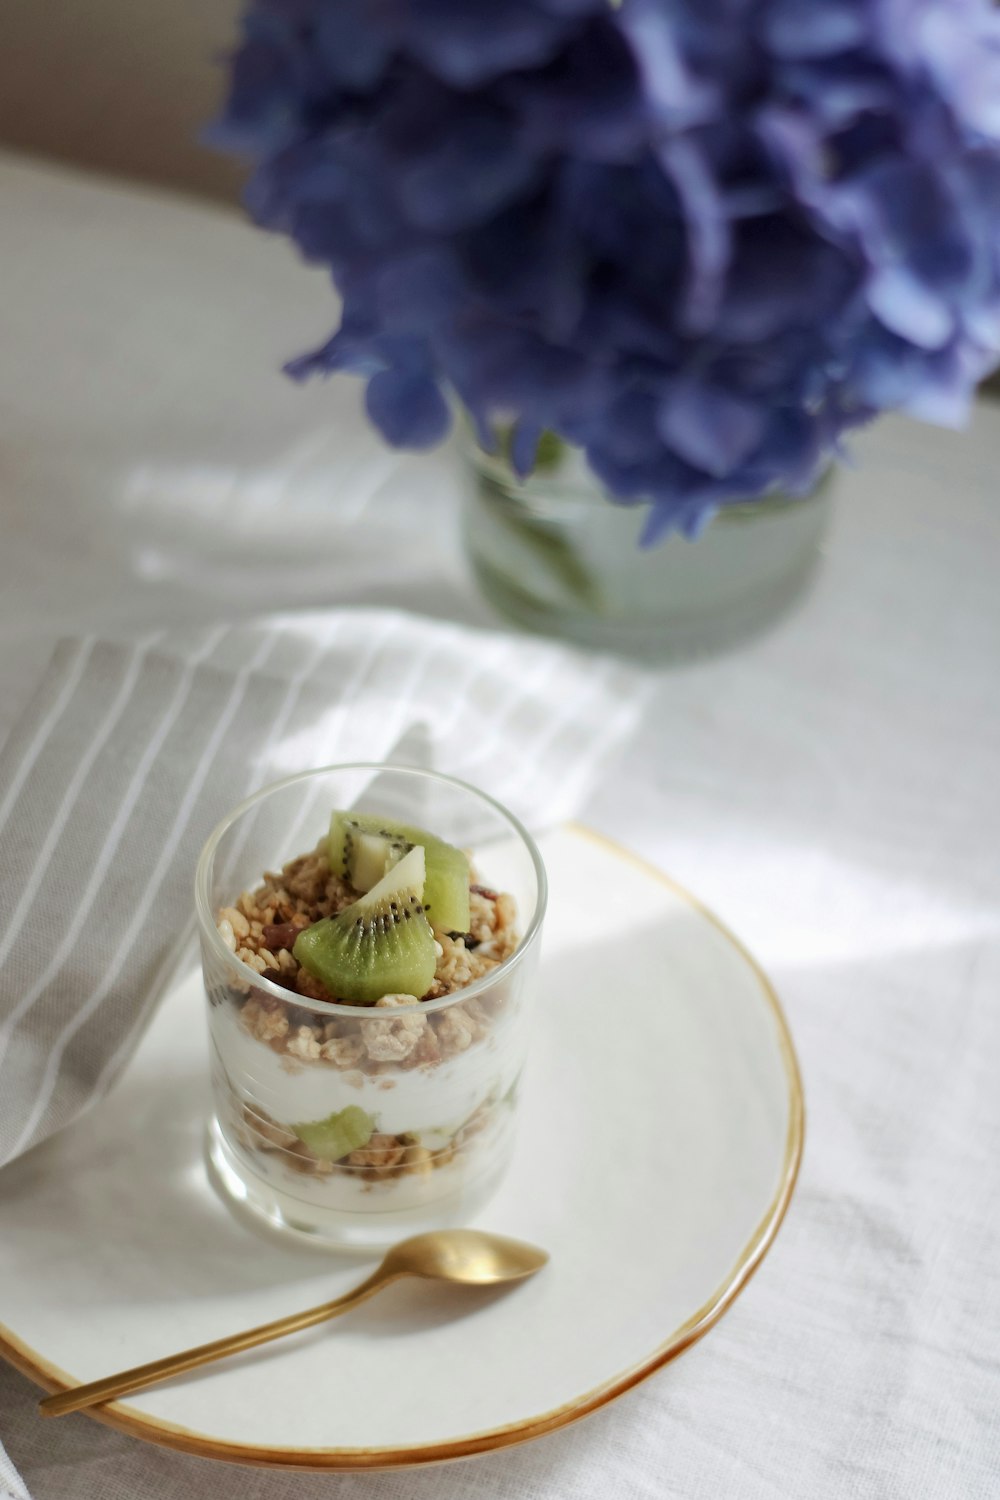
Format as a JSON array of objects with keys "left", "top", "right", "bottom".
[{"left": 0, "top": 608, "right": 649, "bottom": 1171}]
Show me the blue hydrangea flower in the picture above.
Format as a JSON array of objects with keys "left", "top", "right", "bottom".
[{"left": 214, "top": 0, "right": 1000, "bottom": 540}]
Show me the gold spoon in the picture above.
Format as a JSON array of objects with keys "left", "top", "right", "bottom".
[{"left": 39, "top": 1228, "right": 548, "bottom": 1420}]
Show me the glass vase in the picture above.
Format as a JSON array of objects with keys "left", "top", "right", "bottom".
[{"left": 461, "top": 439, "right": 832, "bottom": 661}]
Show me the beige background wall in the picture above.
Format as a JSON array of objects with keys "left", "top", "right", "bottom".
[{"left": 0, "top": 0, "right": 244, "bottom": 202}]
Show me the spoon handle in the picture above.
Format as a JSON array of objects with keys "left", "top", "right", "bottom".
[{"left": 38, "top": 1267, "right": 394, "bottom": 1419}]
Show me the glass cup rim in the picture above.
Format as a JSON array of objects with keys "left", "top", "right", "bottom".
[{"left": 194, "top": 762, "right": 548, "bottom": 1017}]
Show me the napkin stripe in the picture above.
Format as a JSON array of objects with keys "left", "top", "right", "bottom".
[
  {"left": 4, "top": 631, "right": 284, "bottom": 1158},
  {"left": 451, "top": 645, "right": 569, "bottom": 779},
  {"left": 502, "top": 661, "right": 631, "bottom": 808},
  {"left": 48, "top": 624, "right": 373, "bottom": 1115},
  {"left": 432, "top": 636, "right": 514, "bottom": 748},
  {"left": 0, "top": 628, "right": 233, "bottom": 1077},
  {"left": 0, "top": 638, "right": 161, "bottom": 980},
  {"left": 0, "top": 637, "right": 95, "bottom": 840},
  {"left": 87, "top": 620, "right": 350, "bottom": 1105},
  {"left": 262, "top": 613, "right": 409, "bottom": 859},
  {"left": 0, "top": 644, "right": 256, "bottom": 1152},
  {"left": 204, "top": 617, "right": 342, "bottom": 888},
  {"left": 0, "top": 626, "right": 389, "bottom": 1149}
]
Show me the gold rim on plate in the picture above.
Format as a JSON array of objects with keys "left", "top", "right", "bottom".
[{"left": 0, "top": 824, "right": 805, "bottom": 1470}]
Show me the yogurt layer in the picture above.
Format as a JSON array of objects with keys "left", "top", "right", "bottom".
[{"left": 210, "top": 1001, "right": 521, "bottom": 1137}]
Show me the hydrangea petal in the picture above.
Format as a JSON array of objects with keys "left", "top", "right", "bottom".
[
  {"left": 365, "top": 367, "right": 452, "bottom": 448},
  {"left": 658, "top": 137, "right": 730, "bottom": 332},
  {"left": 315, "top": 1, "right": 391, "bottom": 89},
  {"left": 401, "top": 0, "right": 569, "bottom": 86},
  {"left": 658, "top": 384, "right": 767, "bottom": 478},
  {"left": 399, "top": 116, "right": 540, "bottom": 232},
  {"left": 764, "top": 0, "right": 869, "bottom": 59},
  {"left": 866, "top": 266, "right": 953, "bottom": 350}
]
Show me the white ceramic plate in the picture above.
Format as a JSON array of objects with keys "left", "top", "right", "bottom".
[{"left": 0, "top": 825, "right": 802, "bottom": 1470}]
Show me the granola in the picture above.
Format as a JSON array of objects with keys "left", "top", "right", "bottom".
[
  {"left": 224, "top": 845, "right": 517, "bottom": 999},
  {"left": 221, "top": 842, "right": 517, "bottom": 1071}
]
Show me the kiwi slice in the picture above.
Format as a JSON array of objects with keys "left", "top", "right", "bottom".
[
  {"left": 292, "top": 1105, "right": 374, "bottom": 1162},
  {"left": 345, "top": 827, "right": 407, "bottom": 893},
  {"left": 391, "top": 826, "right": 470, "bottom": 932},
  {"left": 328, "top": 811, "right": 470, "bottom": 933},
  {"left": 293, "top": 845, "right": 436, "bottom": 1005}
]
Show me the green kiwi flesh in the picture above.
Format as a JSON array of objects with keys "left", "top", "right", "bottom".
[
  {"left": 291, "top": 1105, "right": 374, "bottom": 1162},
  {"left": 293, "top": 845, "right": 436, "bottom": 1005},
  {"left": 328, "top": 810, "right": 470, "bottom": 933}
]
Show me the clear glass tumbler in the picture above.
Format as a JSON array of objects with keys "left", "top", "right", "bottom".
[{"left": 195, "top": 764, "right": 547, "bottom": 1249}]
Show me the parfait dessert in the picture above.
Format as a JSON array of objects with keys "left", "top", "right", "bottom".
[{"left": 199, "top": 781, "right": 544, "bottom": 1247}]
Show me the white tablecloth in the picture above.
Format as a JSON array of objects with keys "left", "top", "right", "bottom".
[{"left": 1, "top": 150, "right": 999, "bottom": 1499}]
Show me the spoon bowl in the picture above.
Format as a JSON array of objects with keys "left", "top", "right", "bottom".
[{"left": 384, "top": 1229, "right": 549, "bottom": 1286}]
